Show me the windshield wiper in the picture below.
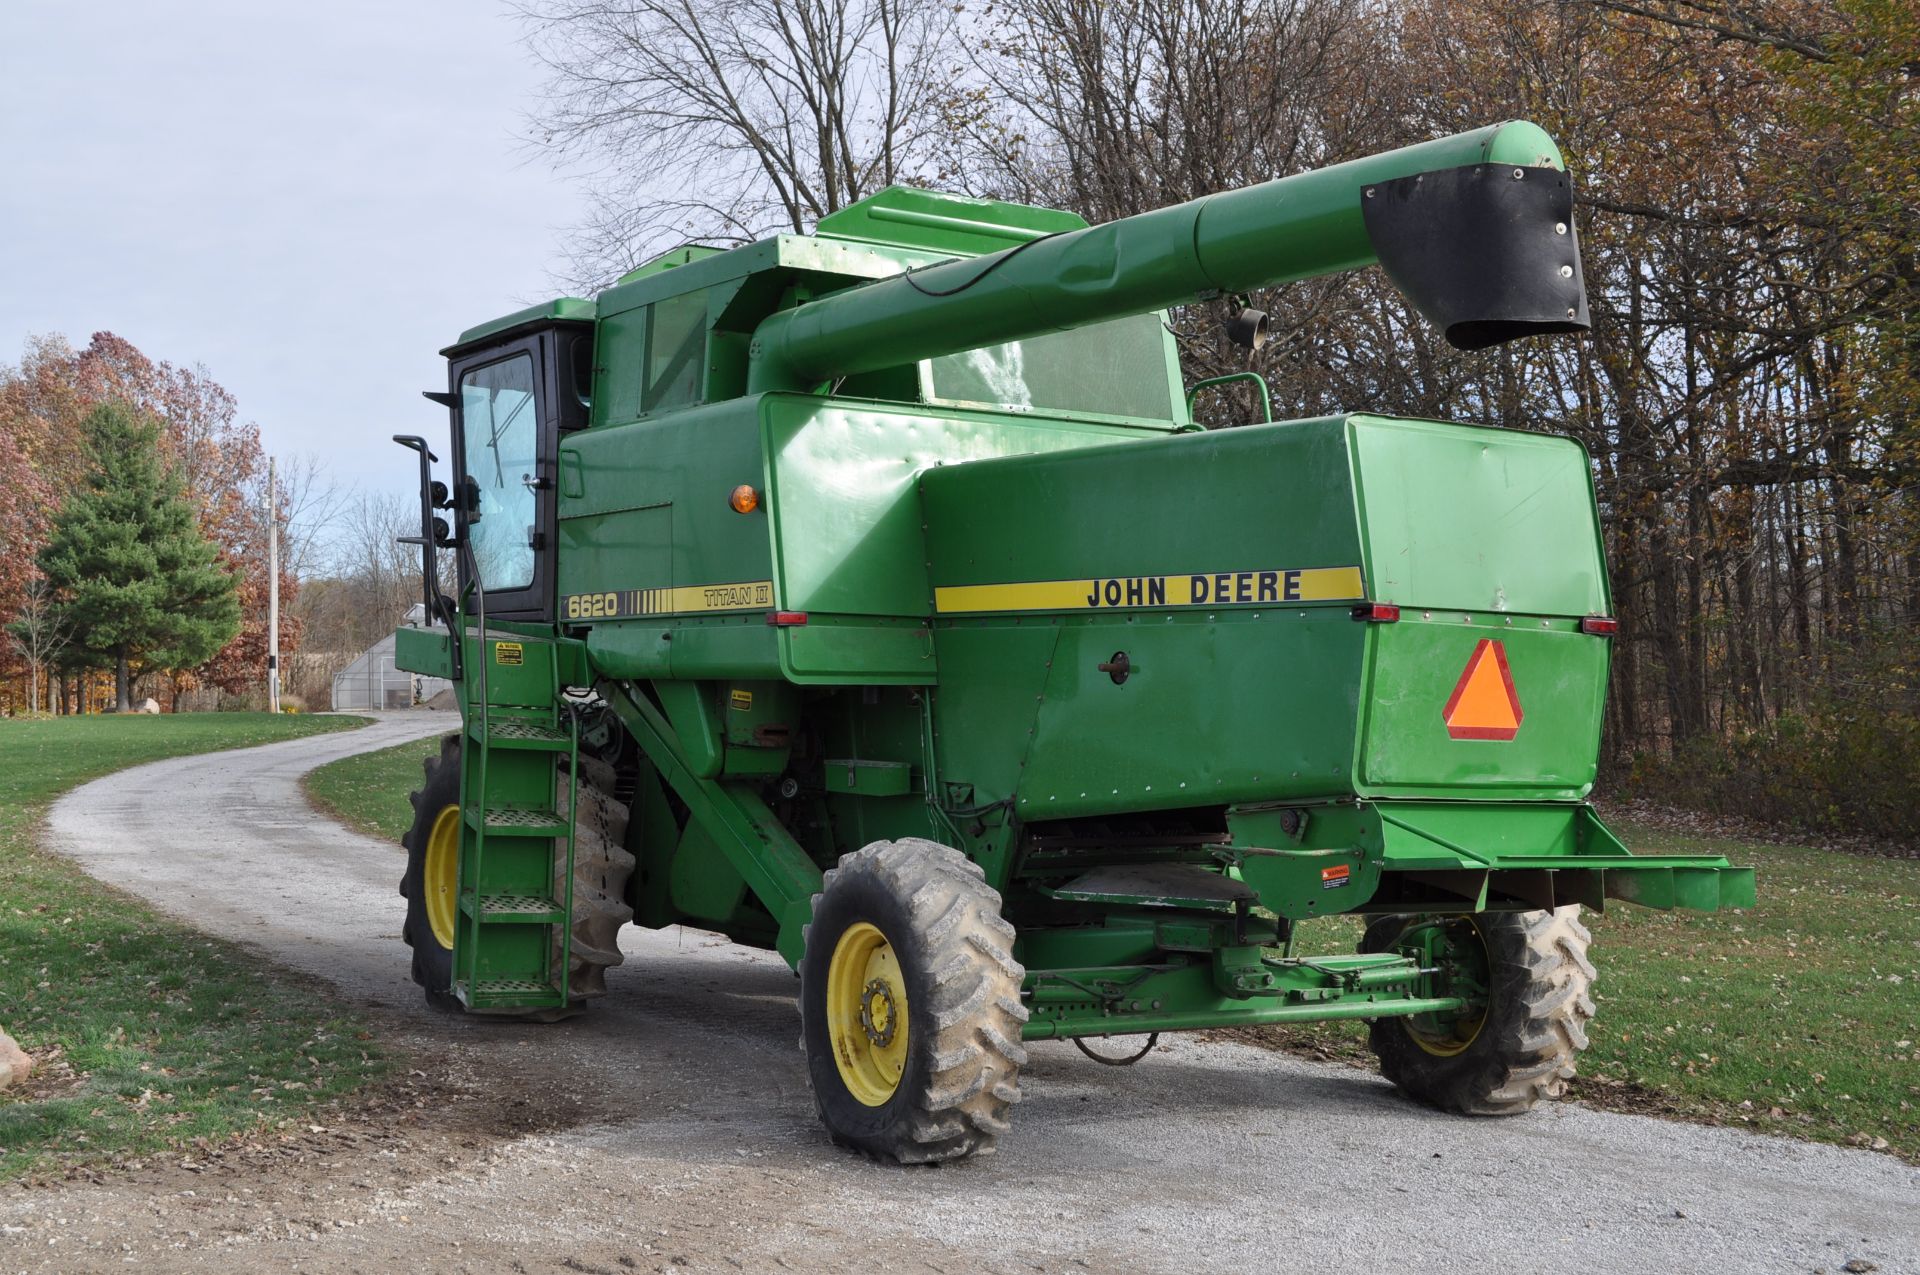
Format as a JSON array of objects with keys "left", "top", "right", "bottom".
[{"left": 483, "top": 392, "right": 532, "bottom": 488}]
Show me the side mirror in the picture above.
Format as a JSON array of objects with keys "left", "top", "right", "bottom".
[{"left": 456, "top": 475, "right": 483, "bottom": 519}]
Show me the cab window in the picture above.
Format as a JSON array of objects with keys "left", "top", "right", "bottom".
[
  {"left": 645, "top": 291, "right": 706, "bottom": 413},
  {"left": 927, "top": 312, "right": 1178, "bottom": 420}
]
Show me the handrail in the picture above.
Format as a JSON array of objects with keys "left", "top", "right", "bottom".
[{"left": 1186, "top": 372, "right": 1273, "bottom": 424}]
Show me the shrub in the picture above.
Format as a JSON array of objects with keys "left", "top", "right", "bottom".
[{"left": 1623, "top": 630, "right": 1920, "bottom": 842}]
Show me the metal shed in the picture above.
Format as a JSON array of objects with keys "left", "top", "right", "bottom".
[{"left": 331, "top": 606, "right": 450, "bottom": 711}]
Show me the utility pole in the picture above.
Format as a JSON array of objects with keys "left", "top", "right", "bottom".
[{"left": 267, "top": 456, "right": 281, "bottom": 713}]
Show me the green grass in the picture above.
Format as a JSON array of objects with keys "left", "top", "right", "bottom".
[
  {"left": 0, "top": 712, "right": 381, "bottom": 1181},
  {"left": 1250, "top": 824, "right": 1920, "bottom": 1161},
  {"left": 302, "top": 736, "right": 444, "bottom": 843}
]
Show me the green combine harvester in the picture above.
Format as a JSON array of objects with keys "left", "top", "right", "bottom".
[{"left": 391, "top": 120, "right": 1753, "bottom": 1162}]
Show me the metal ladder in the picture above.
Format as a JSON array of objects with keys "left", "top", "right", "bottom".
[{"left": 454, "top": 628, "right": 580, "bottom": 1012}]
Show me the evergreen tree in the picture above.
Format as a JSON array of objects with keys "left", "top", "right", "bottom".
[{"left": 37, "top": 401, "right": 240, "bottom": 711}]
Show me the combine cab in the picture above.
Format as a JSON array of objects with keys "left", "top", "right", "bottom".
[{"left": 392, "top": 121, "right": 1752, "bottom": 1162}]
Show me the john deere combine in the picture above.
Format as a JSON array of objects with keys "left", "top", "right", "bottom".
[{"left": 392, "top": 121, "right": 1753, "bottom": 1162}]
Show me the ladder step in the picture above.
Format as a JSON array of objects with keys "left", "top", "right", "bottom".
[
  {"left": 467, "top": 807, "right": 569, "bottom": 837},
  {"left": 470, "top": 718, "right": 573, "bottom": 750},
  {"left": 461, "top": 891, "right": 565, "bottom": 924},
  {"left": 461, "top": 978, "right": 566, "bottom": 1009}
]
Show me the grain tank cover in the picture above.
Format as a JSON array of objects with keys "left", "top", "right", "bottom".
[{"left": 814, "top": 186, "right": 1089, "bottom": 255}]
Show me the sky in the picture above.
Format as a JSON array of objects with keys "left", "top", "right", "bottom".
[{"left": 0, "top": 1, "right": 581, "bottom": 517}]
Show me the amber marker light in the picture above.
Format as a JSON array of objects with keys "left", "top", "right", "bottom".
[{"left": 729, "top": 484, "right": 761, "bottom": 513}]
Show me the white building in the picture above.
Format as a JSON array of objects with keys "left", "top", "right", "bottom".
[{"left": 330, "top": 606, "right": 451, "bottom": 711}]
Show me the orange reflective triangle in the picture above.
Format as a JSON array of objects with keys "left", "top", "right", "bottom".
[{"left": 1443, "top": 639, "right": 1522, "bottom": 740}]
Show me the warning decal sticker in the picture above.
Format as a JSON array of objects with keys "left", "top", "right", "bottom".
[{"left": 1442, "top": 638, "right": 1523, "bottom": 741}]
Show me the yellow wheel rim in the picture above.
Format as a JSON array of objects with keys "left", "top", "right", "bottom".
[
  {"left": 1410, "top": 1006, "right": 1487, "bottom": 1057},
  {"left": 826, "top": 921, "right": 910, "bottom": 1106},
  {"left": 1405, "top": 917, "right": 1488, "bottom": 1057},
  {"left": 424, "top": 804, "right": 461, "bottom": 950}
]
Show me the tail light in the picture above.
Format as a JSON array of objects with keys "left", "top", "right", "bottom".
[
  {"left": 1580, "top": 615, "right": 1619, "bottom": 636},
  {"left": 1351, "top": 603, "right": 1401, "bottom": 623},
  {"left": 766, "top": 611, "right": 809, "bottom": 627}
]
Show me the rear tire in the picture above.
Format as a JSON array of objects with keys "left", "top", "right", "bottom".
[
  {"left": 799, "top": 838, "right": 1027, "bottom": 1163},
  {"left": 1362, "top": 906, "right": 1596, "bottom": 1115},
  {"left": 558, "top": 756, "right": 637, "bottom": 999}
]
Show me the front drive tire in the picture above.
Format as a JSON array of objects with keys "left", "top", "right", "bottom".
[
  {"left": 399, "top": 734, "right": 462, "bottom": 1011},
  {"left": 1362, "top": 906, "right": 1596, "bottom": 1115},
  {"left": 798, "top": 838, "right": 1028, "bottom": 1163}
]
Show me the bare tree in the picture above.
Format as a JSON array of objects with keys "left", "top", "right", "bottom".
[
  {"left": 519, "top": 0, "right": 959, "bottom": 289},
  {"left": 5, "top": 575, "right": 70, "bottom": 714},
  {"left": 939, "top": 0, "right": 1388, "bottom": 415},
  {"left": 283, "top": 492, "right": 427, "bottom": 707},
  {"left": 275, "top": 451, "right": 345, "bottom": 583},
  {"left": 942, "top": 0, "right": 1375, "bottom": 216}
]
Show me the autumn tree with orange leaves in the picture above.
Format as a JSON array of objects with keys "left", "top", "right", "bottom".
[{"left": 0, "top": 332, "right": 301, "bottom": 712}]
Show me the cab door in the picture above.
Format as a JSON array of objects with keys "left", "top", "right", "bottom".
[{"left": 443, "top": 323, "right": 592, "bottom": 621}]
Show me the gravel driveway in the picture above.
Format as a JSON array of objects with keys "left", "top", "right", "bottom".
[{"left": 15, "top": 713, "right": 1917, "bottom": 1274}]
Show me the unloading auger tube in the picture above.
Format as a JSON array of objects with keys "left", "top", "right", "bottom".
[{"left": 746, "top": 120, "right": 1590, "bottom": 392}]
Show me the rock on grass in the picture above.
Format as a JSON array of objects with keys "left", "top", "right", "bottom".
[{"left": 0, "top": 1026, "right": 32, "bottom": 1089}]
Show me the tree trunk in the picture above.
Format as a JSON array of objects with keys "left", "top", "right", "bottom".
[
  {"left": 115, "top": 650, "right": 131, "bottom": 712},
  {"left": 1830, "top": 452, "right": 1861, "bottom": 643},
  {"left": 1787, "top": 478, "right": 1812, "bottom": 662},
  {"left": 1908, "top": 538, "right": 1920, "bottom": 627}
]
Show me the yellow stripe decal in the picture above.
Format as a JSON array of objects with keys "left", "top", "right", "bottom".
[
  {"left": 562, "top": 579, "right": 773, "bottom": 621},
  {"left": 934, "top": 566, "right": 1365, "bottom": 614}
]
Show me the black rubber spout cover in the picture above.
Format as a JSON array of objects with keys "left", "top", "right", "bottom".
[{"left": 1361, "top": 162, "right": 1590, "bottom": 351}]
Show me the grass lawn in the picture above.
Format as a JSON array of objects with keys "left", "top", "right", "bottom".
[
  {"left": 0, "top": 711, "right": 380, "bottom": 1182},
  {"left": 1249, "top": 823, "right": 1920, "bottom": 1161},
  {"left": 302, "top": 735, "right": 446, "bottom": 844}
]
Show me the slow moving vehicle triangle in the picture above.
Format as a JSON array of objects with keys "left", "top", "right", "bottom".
[{"left": 1443, "top": 638, "right": 1523, "bottom": 740}]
